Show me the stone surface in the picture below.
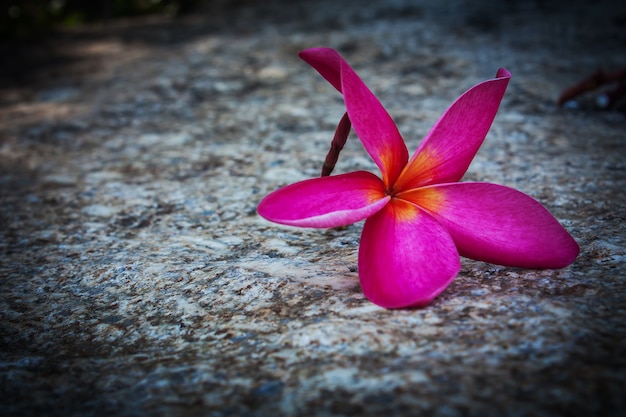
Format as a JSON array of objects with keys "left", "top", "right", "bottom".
[{"left": 1, "top": 1, "right": 625, "bottom": 416}]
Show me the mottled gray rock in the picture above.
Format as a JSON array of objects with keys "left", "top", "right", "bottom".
[{"left": 1, "top": 1, "right": 625, "bottom": 416}]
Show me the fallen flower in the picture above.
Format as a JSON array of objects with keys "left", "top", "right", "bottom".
[
  {"left": 557, "top": 67, "right": 626, "bottom": 110},
  {"left": 258, "top": 48, "right": 579, "bottom": 309}
]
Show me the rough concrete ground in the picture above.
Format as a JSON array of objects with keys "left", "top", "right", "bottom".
[{"left": 1, "top": 1, "right": 625, "bottom": 416}]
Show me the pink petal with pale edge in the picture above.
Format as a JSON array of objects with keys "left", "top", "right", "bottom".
[
  {"left": 401, "top": 182, "right": 579, "bottom": 268},
  {"left": 393, "top": 68, "right": 511, "bottom": 192},
  {"left": 359, "top": 199, "right": 460, "bottom": 308},
  {"left": 257, "top": 171, "right": 389, "bottom": 228},
  {"left": 299, "top": 48, "right": 409, "bottom": 188}
]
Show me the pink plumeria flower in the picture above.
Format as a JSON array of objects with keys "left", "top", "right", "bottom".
[{"left": 258, "top": 48, "right": 579, "bottom": 309}]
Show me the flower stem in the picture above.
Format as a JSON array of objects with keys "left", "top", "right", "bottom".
[{"left": 321, "top": 112, "right": 351, "bottom": 177}]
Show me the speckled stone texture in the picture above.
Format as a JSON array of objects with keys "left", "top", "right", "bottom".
[{"left": 1, "top": 1, "right": 625, "bottom": 416}]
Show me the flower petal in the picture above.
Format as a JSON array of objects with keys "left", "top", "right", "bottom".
[
  {"left": 340, "top": 59, "right": 409, "bottom": 188},
  {"left": 393, "top": 68, "right": 511, "bottom": 192},
  {"left": 400, "top": 182, "right": 580, "bottom": 268},
  {"left": 299, "top": 47, "right": 409, "bottom": 188},
  {"left": 298, "top": 48, "right": 344, "bottom": 93},
  {"left": 257, "top": 171, "right": 389, "bottom": 228},
  {"left": 359, "top": 199, "right": 460, "bottom": 308}
]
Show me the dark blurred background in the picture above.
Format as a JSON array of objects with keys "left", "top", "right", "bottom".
[{"left": 0, "top": 0, "right": 207, "bottom": 40}]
